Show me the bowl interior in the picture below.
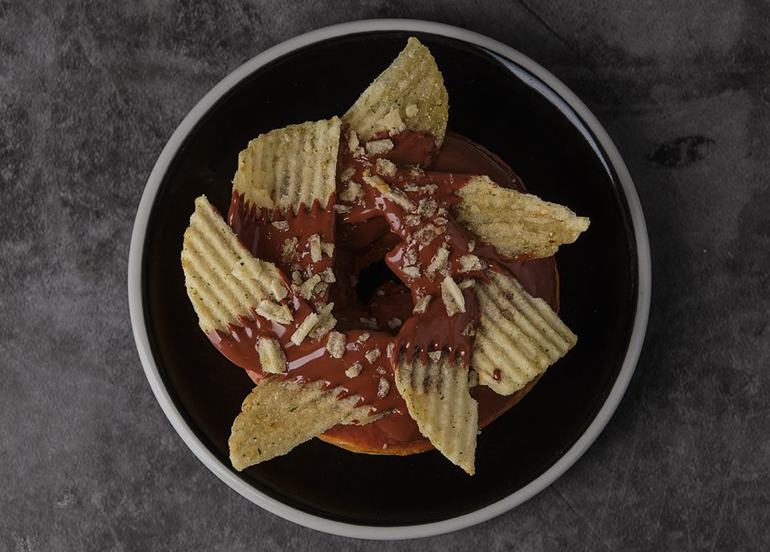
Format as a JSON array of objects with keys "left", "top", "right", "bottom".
[{"left": 142, "top": 31, "right": 637, "bottom": 526}]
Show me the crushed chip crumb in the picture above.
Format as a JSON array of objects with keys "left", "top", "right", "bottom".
[
  {"left": 402, "top": 265, "right": 421, "bottom": 279},
  {"left": 365, "top": 139, "right": 394, "bottom": 156},
  {"left": 405, "top": 214, "right": 421, "bottom": 227},
  {"left": 308, "top": 234, "right": 322, "bottom": 263},
  {"left": 255, "top": 299, "right": 293, "bottom": 325},
  {"left": 404, "top": 182, "right": 436, "bottom": 194},
  {"left": 388, "top": 188, "right": 417, "bottom": 211},
  {"left": 272, "top": 220, "right": 289, "bottom": 231},
  {"left": 426, "top": 245, "right": 450, "bottom": 275},
  {"left": 357, "top": 332, "right": 370, "bottom": 343},
  {"left": 309, "top": 303, "right": 336, "bottom": 340},
  {"left": 403, "top": 248, "right": 418, "bottom": 266},
  {"left": 377, "top": 377, "right": 391, "bottom": 398},
  {"left": 387, "top": 317, "right": 402, "bottom": 329},
  {"left": 290, "top": 313, "right": 320, "bottom": 345},
  {"left": 363, "top": 174, "right": 390, "bottom": 193},
  {"left": 313, "top": 281, "right": 329, "bottom": 297},
  {"left": 413, "top": 295, "right": 432, "bottom": 314},
  {"left": 321, "top": 242, "right": 334, "bottom": 257},
  {"left": 326, "top": 331, "right": 347, "bottom": 359},
  {"left": 427, "top": 350, "right": 442, "bottom": 363},
  {"left": 300, "top": 274, "right": 322, "bottom": 299},
  {"left": 258, "top": 337, "right": 286, "bottom": 374},
  {"left": 417, "top": 198, "right": 438, "bottom": 217},
  {"left": 441, "top": 276, "right": 466, "bottom": 316},
  {"left": 376, "top": 158, "right": 397, "bottom": 177},
  {"left": 345, "top": 362, "right": 363, "bottom": 378},
  {"left": 340, "top": 181, "right": 363, "bottom": 203},
  {"left": 363, "top": 175, "right": 416, "bottom": 211},
  {"left": 459, "top": 254, "right": 483, "bottom": 272},
  {"left": 281, "top": 237, "right": 298, "bottom": 262},
  {"left": 320, "top": 267, "right": 336, "bottom": 283},
  {"left": 365, "top": 348, "right": 382, "bottom": 363},
  {"left": 340, "top": 166, "right": 355, "bottom": 181},
  {"left": 376, "top": 366, "right": 387, "bottom": 375},
  {"left": 405, "top": 103, "right": 419, "bottom": 118}
]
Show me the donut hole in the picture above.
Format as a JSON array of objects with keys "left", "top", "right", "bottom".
[
  {"left": 355, "top": 259, "right": 414, "bottom": 334},
  {"left": 355, "top": 258, "right": 400, "bottom": 303}
]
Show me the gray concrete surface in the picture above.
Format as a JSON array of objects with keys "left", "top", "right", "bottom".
[{"left": 1, "top": 1, "right": 768, "bottom": 550}]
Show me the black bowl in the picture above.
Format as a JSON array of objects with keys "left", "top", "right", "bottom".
[{"left": 129, "top": 20, "right": 649, "bottom": 539}]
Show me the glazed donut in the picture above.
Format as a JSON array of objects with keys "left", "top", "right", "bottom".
[
  {"left": 181, "top": 38, "right": 588, "bottom": 474},
  {"left": 214, "top": 128, "right": 557, "bottom": 455}
]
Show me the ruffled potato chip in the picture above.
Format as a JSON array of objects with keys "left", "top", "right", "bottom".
[
  {"left": 232, "top": 117, "right": 341, "bottom": 213},
  {"left": 472, "top": 270, "right": 577, "bottom": 395},
  {"left": 181, "top": 196, "right": 288, "bottom": 333},
  {"left": 456, "top": 176, "right": 590, "bottom": 259},
  {"left": 229, "top": 379, "right": 373, "bottom": 470},
  {"left": 344, "top": 37, "right": 449, "bottom": 145},
  {"left": 395, "top": 353, "right": 478, "bottom": 475}
]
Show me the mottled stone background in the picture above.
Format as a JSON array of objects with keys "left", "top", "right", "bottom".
[{"left": 1, "top": 1, "right": 768, "bottom": 550}]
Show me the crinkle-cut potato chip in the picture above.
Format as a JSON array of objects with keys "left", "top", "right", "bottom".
[
  {"left": 456, "top": 176, "right": 590, "bottom": 259},
  {"left": 229, "top": 378, "right": 373, "bottom": 470},
  {"left": 232, "top": 117, "right": 341, "bottom": 213},
  {"left": 343, "top": 37, "right": 449, "bottom": 145},
  {"left": 181, "top": 196, "right": 288, "bottom": 333},
  {"left": 472, "top": 270, "right": 577, "bottom": 396},
  {"left": 395, "top": 354, "right": 478, "bottom": 475}
]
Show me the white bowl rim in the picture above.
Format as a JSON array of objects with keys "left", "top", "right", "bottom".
[{"left": 128, "top": 18, "right": 651, "bottom": 541}]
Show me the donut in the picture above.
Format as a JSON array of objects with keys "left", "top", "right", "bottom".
[{"left": 180, "top": 38, "right": 589, "bottom": 474}]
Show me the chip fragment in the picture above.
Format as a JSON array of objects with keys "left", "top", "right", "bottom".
[
  {"left": 456, "top": 176, "right": 590, "bottom": 259},
  {"left": 441, "top": 276, "right": 466, "bottom": 317},
  {"left": 472, "top": 271, "right": 577, "bottom": 395},
  {"left": 232, "top": 117, "right": 341, "bottom": 213},
  {"left": 255, "top": 299, "right": 293, "bottom": 325},
  {"left": 395, "top": 353, "right": 478, "bottom": 474},
  {"left": 343, "top": 37, "right": 449, "bottom": 145},
  {"left": 326, "top": 331, "right": 347, "bottom": 359},
  {"left": 258, "top": 337, "right": 287, "bottom": 374},
  {"left": 229, "top": 379, "right": 372, "bottom": 470},
  {"left": 291, "top": 312, "right": 320, "bottom": 345},
  {"left": 180, "top": 196, "right": 288, "bottom": 333}
]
